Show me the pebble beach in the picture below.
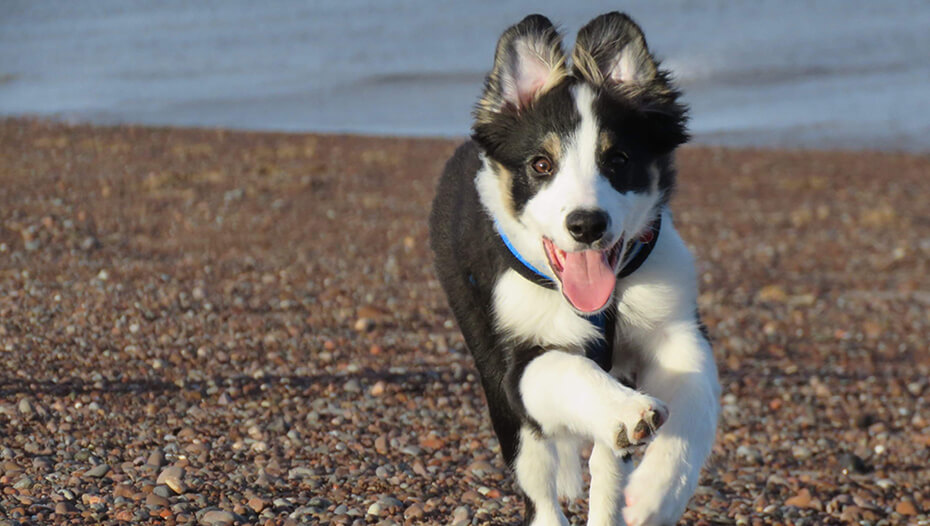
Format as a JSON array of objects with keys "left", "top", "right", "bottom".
[{"left": 1, "top": 118, "right": 929, "bottom": 525}]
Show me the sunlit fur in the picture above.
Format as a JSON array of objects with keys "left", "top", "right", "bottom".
[{"left": 429, "top": 12, "right": 719, "bottom": 526}]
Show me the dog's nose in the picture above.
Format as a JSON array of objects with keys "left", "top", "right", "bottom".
[{"left": 566, "top": 209, "right": 609, "bottom": 244}]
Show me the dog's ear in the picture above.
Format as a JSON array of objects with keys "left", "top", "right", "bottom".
[
  {"left": 475, "top": 15, "right": 567, "bottom": 123},
  {"left": 572, "top": 12, "right": 659, "bottom": 87}
]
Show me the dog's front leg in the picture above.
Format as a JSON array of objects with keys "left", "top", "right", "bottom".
[
  {"left": 519, "top": 350, "right": 668, "bottom": 451},
  {"left": 622, "top": 323, "right": 720, "bottom": 526},
  {"left": 513, "top": 350, "right": 668, "bottom": 526}
]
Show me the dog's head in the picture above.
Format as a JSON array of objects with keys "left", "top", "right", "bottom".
[{"left": 472, "top": 12, "right": 688, "bottom": 314}]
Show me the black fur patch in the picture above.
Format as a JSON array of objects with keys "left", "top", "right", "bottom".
[{"left": 473, "top": 79, "right": 581, "bottom": 214}]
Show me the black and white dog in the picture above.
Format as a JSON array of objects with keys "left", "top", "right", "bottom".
[{"left": 430, "top": 12, "right": 720, "bottom": 526}]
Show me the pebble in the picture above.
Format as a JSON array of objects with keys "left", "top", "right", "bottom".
[
  {"left": 343, "top": 379, "right": 361, "bottom": 393},
  {"left": 146, "top": 493, "right": 170, "bottom": 508},
  {"left": 875, "top": 478, "right": 895, "bottom": 490},
  {"left": 13, "top": 476, "right": 33, "bottom": 489},
  {"left": 895, "top": 499, "right": 918, "bottom": 516},
  {"left": 400, "top": 445, "right": 422, "bottom": 456},
  {"left": 147, "top": 448, "right": 166, "bottom": 468},
  {"left": 17, "top": 398, "right": 33, "bottom": 416},
  {"left": 153, "top": 485, "right": 172, "bottom": 498},
  {"left": 452, "top": 505, "right": 471, "bottom": 523},
  {"left": 367, "top": 502, "right": 383, "bottom": 516},
  {"left": 354, "top": 317, "right": 376, "bottom": 332},
  {"left": 404, "top": 503, "right": 424, "bottom": 519},
  {"left": 157, "top": 465, "right": 187, "bottom": 494},
  {"left": 784, "top": 489, "right": 813, "bottom": 508},
  {"left": 200, "top": 510, "right": 236, "bottom": 525},
  {"left": 84, "top": 463, "right": 110, "bottom": 478},
  {"left": 839, "top": 453, "right": 871, "bottom": 474},
  {"left": 55, "top": 501, "right": 76, "bottom": 514},
  {"left": 248, "top": 497, "right": 267, "bottom": 513}
]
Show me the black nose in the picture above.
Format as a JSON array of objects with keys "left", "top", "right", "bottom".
[{"left": 566, "top": 209, "right": 609, "bottom": 244}]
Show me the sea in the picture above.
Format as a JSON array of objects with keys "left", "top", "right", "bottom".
[{"left": 1, "top": 0, "right": 929, "bottom": 151}]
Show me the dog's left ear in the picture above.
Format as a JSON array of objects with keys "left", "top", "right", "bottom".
[
  {"left": 475, "top": 15, "right": 568, "bottom": 123},
  {"left": 572, "top": 12, "right": 659, "bottom": 87}
]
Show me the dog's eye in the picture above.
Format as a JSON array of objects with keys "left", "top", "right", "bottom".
[
  {"left": 605, "top": 151, "right": 629, "bottom": 172},
  {"left": 531, "top": 156, "right": 553, "bottom": 175}
]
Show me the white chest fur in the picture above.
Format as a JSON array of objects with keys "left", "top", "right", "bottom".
[{"left": 491, "top": 269, "right": 601, "bottom": 349}]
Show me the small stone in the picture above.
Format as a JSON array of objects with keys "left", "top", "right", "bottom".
[
  {"left": 875, "top": 478, "right": 895, "bottom": 490},
  {"left": 146, "top": 493, "right": 170, "bottom": 508},
  {"left": 157, "top": 466, "right": 186, "bottom": 494},
  {"left": 84, "top": 463, "right": 110, "bottom": 478},
  {"left": 367, "top": 502, "right": 383, "bottom": 516},
  {"left": 147, "top": 449, "right": 166, "bottom": 468},
  {"left": 55, "top": 501, "right": 76, "bottom": 514},
  {"left": 354, "top": 317, "right": 375, "bottom": 332},
  {"left": 114, "top": 484, "right": 135, "bottom": 499},
  {"left": 248, "top": 497, "right": 267, "bottom": 513},
  {"left": 200, "top": 509, "right": 236, "bottom": 525},
  {"left": 400, "top": 445, "right": 422, "bottom": 456},
  {"left": 785, "top": 488, "right": 813, "bottom": 508},
  {"left": 736, "top": 445, "right": 763, "bottom": 464},
  {"left": 343, "top": 379, "right": 361, "bottom": 393},
  {"left": 840, "top": 505, "right": 863, "bottom": 522},
  {"left": 467, "top": 460, "right": 496, "bottom": 476},
  {"left": 374, "top": 435, "right": 388, "bottom": 455},
  {"left": 403, "top": 503, "right": 424, "bottom": 520},
  {"left": 839, "top": 453, "right": 871, "bottom": 474},
  {"left": 370, "top": 381, "right": 386, "bottom": 396},
  {"left": 80, "top": 236, "right": 100, "bottom": 251},
  {"left": 153, "top": 485, "right": 172, "bottom": 498},
  {"left": 13, "top": 476, "right": 34, "bottom": 490},
  {"left": 81, "top": 494, "right": 104, "bottom": 506},
  {"left": 452, "top": 505, "right": 471, "bottom": 523},
  {"left": 17, "top": 398, "right": 33, "bottom": 415},
  {"left": 895, "top": 499, "right": 918, "bottom": 516}
]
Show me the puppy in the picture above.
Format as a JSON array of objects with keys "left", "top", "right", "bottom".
[{"left": 429, "top": 12, "right": 720, "bottom": 526}]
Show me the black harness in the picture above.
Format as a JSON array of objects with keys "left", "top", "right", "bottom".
[{"left": 494, "top": 216, "right": 662, "bottom": 372}]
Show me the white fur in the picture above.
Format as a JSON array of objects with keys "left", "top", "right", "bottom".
[
  {"left": 519, "top": 350, "right": 666, "bottom": 453},
  {"left": 514, "top": 427, "right": 568, "bottom": 526},
  {"left": 554, "top": 436, "right": 583, "bottom": 499},
  {"left": 492, "top": 269, "right": 599, "bottom": 347},
  {"left": 587, "top": 442, "right": 632, "bottom": 526},
  {"left": 494, "top": 213, "right": 719, "bottom": 526}
]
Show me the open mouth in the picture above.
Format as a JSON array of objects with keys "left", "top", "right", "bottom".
[{"left": 542, "top": 237, "right": 624, "bottom": 313}]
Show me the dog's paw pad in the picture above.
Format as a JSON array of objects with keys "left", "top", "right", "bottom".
[
  {"left": 617, "top": 404, "right": 668, "bottom": 448},
  {"left": 631, "top": 408, "right": 667, "bottom": 442}
]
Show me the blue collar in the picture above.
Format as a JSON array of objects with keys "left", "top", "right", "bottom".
[{"left": 492, "top": 217, "right": 663, "bottom": 373}]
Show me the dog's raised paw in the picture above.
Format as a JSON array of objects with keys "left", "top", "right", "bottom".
[{"left": 616, "top": 400, "right": 668, "bottom": 449}]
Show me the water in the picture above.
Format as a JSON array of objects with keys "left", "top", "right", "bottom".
[{"left": 2, "top": 0, "right": 929, "bottom": 151}]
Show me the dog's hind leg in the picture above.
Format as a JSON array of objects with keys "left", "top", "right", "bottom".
[
  {"left": 514, "top": 427, "right": 568, "bottom": 526},
  {"left": 586, "top": 441, "right": 633, "bottom": 526}
]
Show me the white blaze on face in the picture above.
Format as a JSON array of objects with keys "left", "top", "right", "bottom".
[{"left": 521, "top": 83, "right": 661, "bottom": 254}]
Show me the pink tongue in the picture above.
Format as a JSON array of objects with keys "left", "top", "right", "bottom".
[{"left": 559, "top": 250, "right": 616, "bottom": 312}]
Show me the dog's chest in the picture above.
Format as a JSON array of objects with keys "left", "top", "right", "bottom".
[{"left": 491, "top": 269, "right": 601, "bottom": 349}]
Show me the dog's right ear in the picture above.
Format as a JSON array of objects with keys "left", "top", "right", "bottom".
[{"left": 474, "top": 15, "right": 567, "bottom": 124}]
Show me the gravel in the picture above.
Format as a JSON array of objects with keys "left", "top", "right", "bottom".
[{"left": 1, "top": 118, "right": 929, "bottom": 524}]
